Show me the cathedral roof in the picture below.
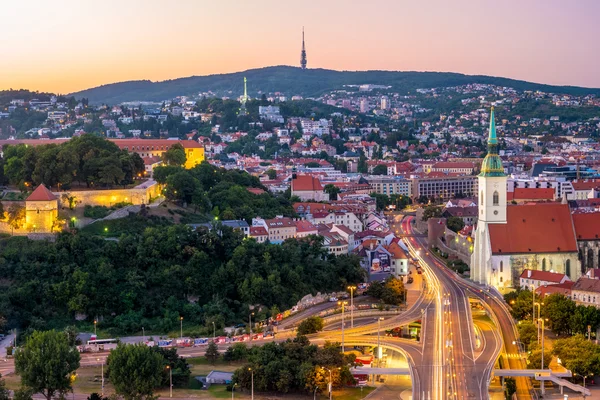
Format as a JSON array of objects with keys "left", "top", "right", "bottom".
[
  {"left": 572, "top": 212, "right": 600, "bottom": 240},
  {"left": 489, "top": 203, "right": 577, "bottom": 255},
  {"left": 479, "top": 108, "right": 505, "bottom": 178}
]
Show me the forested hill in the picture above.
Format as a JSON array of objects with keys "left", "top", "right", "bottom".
[{"left": 69, "top": 66, "right": 600, "bottom": 104}]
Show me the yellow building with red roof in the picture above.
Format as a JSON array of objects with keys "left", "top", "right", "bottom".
[{"left": 25, "top": 184, "right": 59, "bottom": 233}]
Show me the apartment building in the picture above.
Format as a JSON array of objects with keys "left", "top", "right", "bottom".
[{"left": 412, "top": 175, "right": 478, "bottom": 200}]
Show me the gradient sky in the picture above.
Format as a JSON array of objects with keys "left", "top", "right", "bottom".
[{"left": 1, "top": 0, "right": 599, "bottom": 94}]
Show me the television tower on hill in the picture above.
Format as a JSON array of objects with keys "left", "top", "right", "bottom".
[
  {"left": 300, "top": 27, "right": 307, "bottom": 70},
  {"left": 239, "top": 76, "right": 248, "bottom": 116}
]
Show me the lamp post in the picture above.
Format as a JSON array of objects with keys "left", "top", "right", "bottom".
[
  {"left": 538, "top": 318, "right": 545, "bottom": 396},
  {"left": 94, "top": 320, "right": 97, "bottom": 337},
  {"left": 338, "top": 301, "right": 347, "bottom": 353},
  {"left": 142, "top": 327, "right": 145, "bottom": 343},
  {"left": 377, "top": 317, "right": 384, "bottom": 367},
  {"left": 166, "top": 365, "right": 172, "bottom": 398},
  {"left": 97, "top": 358, "right": 104, "bottom": 396},
  {"left": 212, "top": 321, "right": 216, "bottom": 340},
  {"left": 324, "top": 368, "right": 333, "bottom": 400},
  {"left": 534, "top": 302, "right": 543, "bottom": 343},
  {"left": 231, "top": 383, "right": 237, "bottom": 400},
  {"left": 248, "top": 368, "right": 254, "bottom": 400},
  {"left": 347, "top": 285, "right": 356, "bottom": 328},
  {"left": 249, "top": 312, "right": 255, "bottom": 335},
  {"left": 180, "top": 317, "right": 183, "bottom": 339},
  {"left": 530, "top": 284, "right": 536, "bottom": 325}
]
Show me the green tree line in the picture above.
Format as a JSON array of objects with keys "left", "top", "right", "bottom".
[{"left": 0, "top": 225, "right": 364, "bottom": 336}]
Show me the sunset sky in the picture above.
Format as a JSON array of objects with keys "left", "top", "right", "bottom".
[{"left": 1, "top": 0, "right": 599, "bottom": 94}]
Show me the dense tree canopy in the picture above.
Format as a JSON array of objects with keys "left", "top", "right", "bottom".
[
  {"left": 232, "top": 336, "right": 355, "bottom": 395},
  {"left": 14, "top": 330, "right": 81, "bottom": 400},
  {"left": 107, "top": 344, "right": 164, "bottom": 400},
  {"left": 153, "top": 162, "right": 295, "bottom": 221},
  {"left": 0, "top": 223, "right": 364, "bottom": 334},
  {"left": 1, "top": 135, "right": 144, "bottom": 190}
]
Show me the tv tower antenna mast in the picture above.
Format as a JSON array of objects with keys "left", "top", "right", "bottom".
[
  {"left": 239, "top": 76, "right": 248, "bottom": 116},
  {"left": 300, "top": 27, "right": 307, "bottom": 70}
]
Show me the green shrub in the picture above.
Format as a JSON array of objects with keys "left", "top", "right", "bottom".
[{"left": 84, "top": 205, "right": 110, "bottom": 219}]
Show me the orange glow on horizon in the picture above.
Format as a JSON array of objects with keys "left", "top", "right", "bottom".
[{"left": 1, "top": 0, "right": 599, "bottom": 94}]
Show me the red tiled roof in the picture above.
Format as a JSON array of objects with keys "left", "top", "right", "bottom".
[
  {"left": 295, "top": 220, "right": 318, "bottom": 233},
  {"left": 519, "top": 269, "right": 568, "bottom": 283},
  {"left": 572, "top": 180, "right": 600, "bottom": 191},
  {"left": 489, "top": 203, "right": 577, "bottom": 254},
  {"left": 510, "top": 188, "right": 555, "bottom": 201},
  {"left": 110, "top": 139, "right": 203, "bottom": 149},
  {"left": 387, "top": 241, "right": 408, "bottom": 259},
  {"left": 535, "top": 282, "right": 573, "bottom": 298},
  {"left": 292, "top": 175, "right": 323, "bottom": 191},
  {"left": 26, "top": 184, "right": 57, "bottom": 201},
  {"left": 573, "top": 213, "right": 600, "bottom": 240},
  {"left": 572, "top": 277, "right": 600, "bottom": 293},
  {"left": 250, "top": 226, "right": 268, "bottom": 236},
  {"left": 246, "top": 187, "right": 266, "bottom": 195}
]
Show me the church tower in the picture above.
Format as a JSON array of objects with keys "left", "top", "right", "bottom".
[
  {"left": 478, "top": 107, "right": 507, "bottom": 223},
  {"left": 471, "top": 107, "right": 507, "bottom": 285}
]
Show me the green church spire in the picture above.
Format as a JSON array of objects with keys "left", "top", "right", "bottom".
[{"left": 479, "top": 107, "right": 505, "bottom": 177}]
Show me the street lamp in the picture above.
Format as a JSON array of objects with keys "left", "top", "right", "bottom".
[
  {"left": 529, "top": 284, "right": 536, "bottom": 325},
  {"left": 377, "top": 317, "right": 384, "bottom": 367},
  {"left": 166, "top": 365, "right": 173, "bottom": 398},
  {"left": 142, "top": 327, "right": 145, "bottom": 343},
  {"left": 347, "top": 285, "right": 356, "bottom": 328},
  {"left": 94, "top": 320, "right": 97, "bottom": 337},
  {"left": 212, "top": 321, "right": 216, "bottom": 340},
  {"left": 537, "top": 318, "right": 546, "bottom": 396},
  {"left": 324, "top": 368, "right": 334, "bottom": 400},
  {"left": 338, "top": 300, "right": 348, "bottom": 353},
  {"left": 248, "top": 368, "right": 254, "bottom": 400},
  {"left": 534, "top": 302, "right": 543, "bottom": 343},
  {"left": 96, "top": 358, "right": 104, "bottom": 396},
  {"left": 180, "top": 316, "right": 183, "bottom": 339},
  {"left": 231, "top": 383, "right": 237, "bottom": 400},
  {"left": 249, "top": 312, "right": 255, "bottom": 335}
]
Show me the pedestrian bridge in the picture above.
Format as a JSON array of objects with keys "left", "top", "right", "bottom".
[{"left": 356, "top": 368, "right": 590, "bottom": 397}]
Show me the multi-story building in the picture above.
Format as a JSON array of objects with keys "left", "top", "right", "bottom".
[
  {"left": 366, "top": 176, "right": 411, "bottom": 196},
  {"left": 430, "top": 162, "right": 476, "bottom": 175},
  {"left": 571, "top": 277, "right": 600, "bottom": 308},
  {"left": 252, "top": 216, "right": 297, "bottom": 244},
  {"left": 411, "top": 175, "right": 478, "bottom": 200}
]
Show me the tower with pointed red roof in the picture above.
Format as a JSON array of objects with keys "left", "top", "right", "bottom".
[{"left": 26, "top": 184, "right": 59, "bottom": 233}]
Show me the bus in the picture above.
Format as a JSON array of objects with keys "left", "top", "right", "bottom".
[{"left": 87, "top": 338, "right": 118, "bottom": 345}]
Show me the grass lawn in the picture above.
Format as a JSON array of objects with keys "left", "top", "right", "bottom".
[{"left": 188, "top": 357, "right": 244, "bottom": 376}]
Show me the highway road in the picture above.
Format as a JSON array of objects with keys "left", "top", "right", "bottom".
[{"left": 397, "top": 214, "right": 532, "bottom": 399}]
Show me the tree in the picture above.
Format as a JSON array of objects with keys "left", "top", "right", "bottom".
[
  {"left": 544, "top": 293, "right": 576, "bottom": 335},
  {"left": 505, "top": 289, "right": 539, "bottom": 321},
  {"left": 63, "top": 326, "right": 79, "bottom": 346},
  {"left": 323, "top": 184, "right": 341, "bottom": 201},
  {"left": 106, "top": 343, "right": 164, "bottom": 400},
  {"left": 367, "top": 277, "right": 405, "bottom": 305},
  {"left": 7, "top": 204, "right": 25, "bottom": 235},
  {"left": 14, "top": 330, "right": 81, "bottom": 400},
  {"left": 504, "top": 378, "right": 517, "bottom": 399},
  {"left": 421, "top": 205, "right": 442, "bottom": 221},
  {"left": 372, "top": 164, "right": 388, "bottom": 175},
  {"left": 151, "top": 347, "right": 191, "bottom": 387},
  {"left": 0, "top": 374, "right": 10, "bottom": 400},
  {"left": 61, "top": 193, "right": 77, "bottom": 210},
  {"left": 446, "top": 216, "right": 465, "bottom": 233},
  {"left": 297, "top": 316, "right": 324, "bottom": 335},
  {"left": 265, "top": 169, "right": 277, "bottom": 180},
  {"left": 517, "top": 321, "right": 538, "bottom": 351},
  {"left": 205, "top": 341, "right": 220, "bottom": 364},
  {"left": 223, "top": 343, "right": 249, "bottom": 362},
  {"left": 162, "top": 143, "right": 187, "bottom": 166},
  {"left": 552, "top": 335, "right": 600, "bottom": 378}
]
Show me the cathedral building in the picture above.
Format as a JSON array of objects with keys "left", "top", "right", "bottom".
[{"left": 471, "top": 109, "right": 581, "bottom": 291}]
